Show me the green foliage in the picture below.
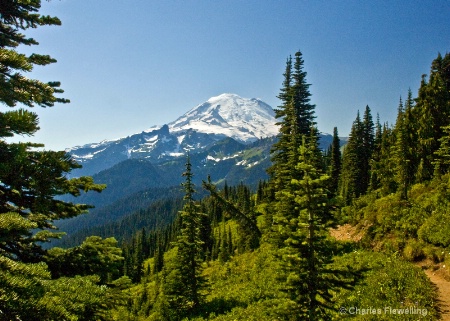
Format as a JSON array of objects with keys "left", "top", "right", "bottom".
[
  {"left": 414, "top": 53, "right": 450, "bottom": 181},
  {"left": 46, "top": 236, "right": 124, "bottom": 283},
  {"left": 0, "top": 2, "right": 125, "bottom": 319},
  {"left": 268, "top": 50, "right": 317, "bottom": 189},
  {"left": 332, "top": 251, "right": 437, "bottom": 320},
  {"left": 0, "top": 253, "right": 128, "bottom": 321},
  {"left": 402, "top": 239, "right": 425, "bottom": 262},
  {"left": 159, "top": 156, "right": 208, "bottom": 319},
  {"left": 418, "top": 208, "right": 450, "bottom": 247},
  {"left": 343, "top": 173, "right": 450, "bottom": 267},
  {"left": 199, "top": 243, "right": 283, "bottom": 319},
  {"left": 434, "top": 125, "right": 450, "bottom": 175},
  {"left": 329, "top": 127, "right": 342, "bottom": 195},
  {"left": 271, "top": 138, "right": 349, "bottom": 320},
  {"left": 340, "top": 107, "right": 375, "bottom": 202},
  {"left": 0, "top": 0, "right": 69, "bottom": 108}
]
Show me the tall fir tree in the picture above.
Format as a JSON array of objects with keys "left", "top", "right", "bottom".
[
  {"left": 0, "top": 2, "right": 120, "bottom": 320},
  {"left": 393, "top": 97, "right": 408, "bottom": 199},
  {"left": 340, "top": 107, "right": 374, "bottom": 202},
  {"left": 163, "top": 155, "right": 206, "bottom": 318},
  {"left": 266, "top": 50, "right": 318, "bottom": 246},
  {"left": 275, "top": 137, "right": 346, "bottom": 321},
  {"left": 393, "top": 91, "right": 417, "bottom": 199},
  {"left": 329, "top": 127, "right": 341, "bottom": 195},
  {"left": 369, "top": 114, "right": 383, "bottom": 190},
  {"left": 361, "top": 105, "right": 375, "bottom": 192},
  {"left": 414, "top": 53, "right": 450, "bottom": 181},
  {"left": 404, "top": 89, "right": 419, "bottom": 183},
  {"left": 340, "top": 111, "right": 364, "bottom": 202},
  {"left": 268, "top": 56, "right": 294, "bottom": 187},
  {"left": 292, "top": 51, "right": 317, "bottom": 138},
  {"left": 268, "top": 50, "right": 317, "bottom": 188}
]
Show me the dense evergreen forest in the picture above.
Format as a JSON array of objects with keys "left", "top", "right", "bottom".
[{"left": 1, "top": 2, "right": 450, "bottom": 320}]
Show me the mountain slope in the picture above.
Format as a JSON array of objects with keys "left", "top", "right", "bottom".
[
  {"left": 169, "top": 93, "right": 278, "bottom": 142},
  {"left": 64, "top": 159, "right": 169, "bottom": 209},
  {"left": 68, "top": 94, "right": 279, "bottom": 177}
]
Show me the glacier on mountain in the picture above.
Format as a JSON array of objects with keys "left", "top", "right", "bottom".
[{"left": 169, "top": 93, "right": 278, "bottom": 143}]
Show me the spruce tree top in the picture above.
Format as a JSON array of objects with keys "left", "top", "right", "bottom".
[{"left": 0, "top": 0, "right": 69, "bottom": 108}]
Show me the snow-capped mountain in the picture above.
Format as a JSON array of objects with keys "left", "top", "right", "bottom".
[
  {"left": 67, "top": 94, "right": 279, "bottom": 176},
  {"left": 169, "top": 93, "right": 278, "bottom": 142}
]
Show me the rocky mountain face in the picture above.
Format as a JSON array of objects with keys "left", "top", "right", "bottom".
[{"left": 67, "top": 93, "right": 279, "bottom": 177}]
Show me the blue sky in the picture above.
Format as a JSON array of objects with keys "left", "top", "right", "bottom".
[{"left": 9, "top": 0, "right": 450, "bottom": 150}]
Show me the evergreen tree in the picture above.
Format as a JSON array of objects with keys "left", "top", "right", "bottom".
[
  {"left": 329, "top": 127, "right": 341, "bottom": 195},
  {"left": 433, "top": 125, "right": 450, "bottom": 176},
  {"left": 340, "top": 111, "right": 364, "bottom": 202},
  {"left": 218, "top": 219, "right": 230, "bottom": 262},
  {"left": 404, "top": 89, "right": 419, "bottom": 183},
  {"left": 369, "top": 114, "right": 383, "bottom": 190},
  {"left": 45, "top": 236, "right": 124, "bottom": 284},
  {"left": 267, "top": 50, "right": 317, "bottom": 246},
  {"left": 393, "top": 92, "right": 417, "bottom": 199},
  {"left": 361, "top": 105, "right": 375, "bottom": 192},
  {"left": 268, "top": 51, "right": 317, "bottom": 188},
  {"left": 268, "top": 56, "right": 293, "bottom": 186},
  {"left": 292, "top": 51, "right": 317, "bottom": 138},
  {"left": 340, "top": 107, "right": 375, "bottom": 201},
  {"left": 393, "top": 97, "right": 408, "bottom": 198},
  {"left": 275, "top": 137, "right": 344, "bottom": 320},
  {"left": 164, "top": 155, "right": 206, "bottom": 317},
  {"left": 0, "top": 2, "right": 128, "bottom": 319},
  {"left": 153, "top": 240, "right": 165, "bottom": 274},
  {"left": 414, "top": 53, "right": 450, "bottom": 181}
]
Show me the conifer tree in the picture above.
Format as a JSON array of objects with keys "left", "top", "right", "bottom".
[
  {"left": 153, "top": 243, "right": 164, "bottom": 274},
  {"left": 0, "top": 2, "right": 122, "bottom": 319},
  {"left": 414, "top": 53, "right": 450, "bottom": 181},
  {"left": 267, "top": 50, "right": 318, "bottom": 246},
  {"left": 164, "top": 155, "right": 206, "bottom": 316},
  {"left": 268, "top": 57, "right": 293, "bottom": 186},
  {"left": 393, "top": 97, "right": 408, "bottom": 198},
  {"left": 404, "top": 89, "right": 419, "bottom": 182},
  {"left": 292, "top": 51, "right": 317, "bottom": 138},
  {"left": 361, "top": 105, "right": 375, "bottom": 191},
  {"left": 275, "top": 137, "right": 344, "bottom": 321},
  {"left": 218, "top": 219, "right": 230, "bottom": 262},
  {"left": 433, "top": 125, "right": 450, "bottom": 176},
  {"left": 340, "top": 107, "right": 375, "bottom": 201},
  {"left": 329, "top": 127, "right": 341, "bottom": 195},
  {"left": 268, "top": 51, "right": 317, "bottom": 188},
  {"left": 369, "top": 114, "right": 383, "bottom": 190},
  {"left": 340, "top": 111, "right": 364, "bottom": 202},
  {"left": 393, "top": 92, "right": 417, "bottom": 199}
]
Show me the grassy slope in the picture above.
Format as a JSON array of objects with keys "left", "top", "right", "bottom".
[{"left": 112, "top": 223, "right": 439, "bottom": 320}]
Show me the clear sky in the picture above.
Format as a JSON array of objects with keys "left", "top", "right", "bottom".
[{"left": 6, "top": 0, "right": 450, "bottom": 150}]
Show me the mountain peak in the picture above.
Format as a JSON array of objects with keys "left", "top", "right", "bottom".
[
  {"left": 68, "top": 93, "right": 279, "bottom": 176},
  {"left": 169, "top": 93, "right": 278, "bottom": 143}
]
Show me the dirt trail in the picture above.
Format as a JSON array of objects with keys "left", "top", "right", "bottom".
[
  {"left": 423, "top": 267, "right": 450, "bottom": 320},
  {"left": 330, "top": 224, "right": 450, "bottom": 321}
]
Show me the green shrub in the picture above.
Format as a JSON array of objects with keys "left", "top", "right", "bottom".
[
  {"left": 418, "top": 208, "right": 450, "bottom": 247},
  {"left": 332, "top": 251, "right": 437, "bottom": 320},
  {"left": 403, "top": 239, "right": 425, "bottom": 262},
  {"left": 422, "top": 245, "right": 446, "bottom": 263}
]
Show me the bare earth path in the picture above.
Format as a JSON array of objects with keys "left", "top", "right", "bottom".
[
  {"left": 423, "top": 268, "right": 450, "bottom": 320},
  {"left": 330, "top": 224, "right": 450, "bottom": 321}
]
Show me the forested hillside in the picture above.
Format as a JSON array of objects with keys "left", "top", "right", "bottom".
[
  {"left": 1, "top": 1, "right": 449, "bottom": 321},
  {"left": 104, "top": 50, "right": 449, "bottom": 321}
]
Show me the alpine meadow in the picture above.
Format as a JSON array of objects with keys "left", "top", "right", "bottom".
[{"left": 2, "top": 1, "right": 450, "bottom": 321}]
